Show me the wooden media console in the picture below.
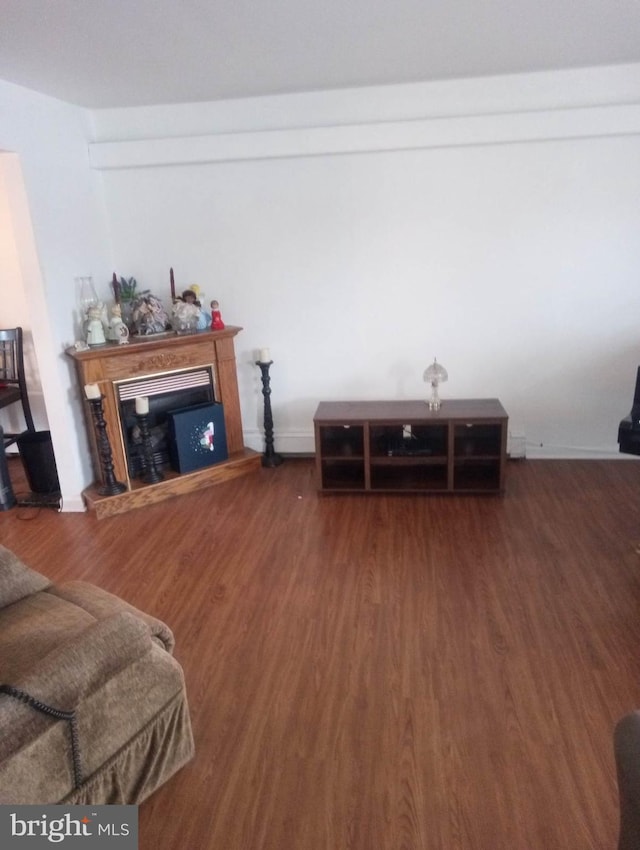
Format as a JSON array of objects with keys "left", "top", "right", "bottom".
[{"left": 314, "top": 399, "right": 508, "bottom": 494}]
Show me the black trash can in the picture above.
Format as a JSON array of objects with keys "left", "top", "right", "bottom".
[{"left": 17, "top": 430, "right": 60, "bottom": 495}]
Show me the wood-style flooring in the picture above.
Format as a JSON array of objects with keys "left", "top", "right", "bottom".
[{"left": 2, "top": 456, "right": 640, "bottom": 849}]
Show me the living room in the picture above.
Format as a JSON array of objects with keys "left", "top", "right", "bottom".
[{"left": 1, "top": 3, "right": 640, "bottom": 848}]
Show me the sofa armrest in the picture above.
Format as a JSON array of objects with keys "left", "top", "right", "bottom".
[
  {"left": 46, "top": 581, "right": 175, "bottom": 653},
  {"left": 0, "top": 546, "right": 51, "bottom": 609},
  {"left": 0, "top": 611, "right": 150, "bottom": 761}
]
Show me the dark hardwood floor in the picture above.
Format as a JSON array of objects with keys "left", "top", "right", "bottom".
[{"left": 2, "top": 456, "right": 640, "bottom": 849}]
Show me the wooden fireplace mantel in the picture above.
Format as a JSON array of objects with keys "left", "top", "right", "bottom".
[{"left": 66, "top": 326, "right": 260, "bottom": 518}]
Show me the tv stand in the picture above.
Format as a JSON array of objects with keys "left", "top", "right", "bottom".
[{"left": 314, "top": 399, "right": 508, "bottom": 494}]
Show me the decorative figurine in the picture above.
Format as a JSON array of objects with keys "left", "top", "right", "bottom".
[
  {"left": 171, "top": 299, "right": 200, "bottom": 334},
  {"left": 190, "top": 284, "right": 204, "bottom": 304},
  {"left": 108, "top": 304, "right": 130, "bottom": 344},
  {"left": 210, "top": 300, "right": 225, "bottom": 331},
  {"left": 180, "top": 289, "right": 209, "bottom": 330},
  {"left": 86, "top": 304, "right": 106, "bottom": 346},
  {"left": 131, "top": 292, "right": 170, "bottom": 335}
]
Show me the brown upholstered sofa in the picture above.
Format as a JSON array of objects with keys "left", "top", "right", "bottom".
[{"left": 0, "top": 545, "right": 194, "bottom": 804}]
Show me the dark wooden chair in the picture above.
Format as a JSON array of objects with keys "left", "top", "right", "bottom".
[
  {"left": 615, "top": 711, "right": 640, "bottom": 850},
  {"left": 0, "top": 328, "right": 35, "bottom": 449}
]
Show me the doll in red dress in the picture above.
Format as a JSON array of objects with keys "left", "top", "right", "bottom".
[{"left": 210, "top": 300, "right": 225, "bottom": 331}]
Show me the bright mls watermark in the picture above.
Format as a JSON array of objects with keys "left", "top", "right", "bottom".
[{"left": 0, "top": 806, "right": 137, "bottom": 848}]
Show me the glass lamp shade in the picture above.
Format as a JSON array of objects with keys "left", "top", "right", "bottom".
[
  {"left": 423, "top": 358, "right": 448, "bottom": 410},
  {"left": 77, "top": 276, "right": 99, "bottom": 316}
]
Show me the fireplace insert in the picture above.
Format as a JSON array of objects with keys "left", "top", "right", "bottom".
[{"left": 117, "top": 368, "right": 215, "bottom": 478}]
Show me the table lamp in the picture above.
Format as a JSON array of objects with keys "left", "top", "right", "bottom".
[{"left": 423, "top": 358, "right": 448, "bottom": 410}]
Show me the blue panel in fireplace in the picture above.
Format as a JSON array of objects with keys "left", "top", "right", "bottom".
[{"left": 166, "top": 402, "right": 228, "bottom": 473}]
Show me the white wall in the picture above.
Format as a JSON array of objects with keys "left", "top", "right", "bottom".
[
  {"left": 0, "top": 65, "right": 638, "bottom": 515},
  {"left": 0, "top": 80, "right": 113, "bottom": 508},
  {"left": 92, "top": 66, "right": 640, "bottom": 457}
]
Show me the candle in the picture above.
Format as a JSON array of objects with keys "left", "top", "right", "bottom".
[
  {"left": 259, "top": 348, "right": 271, "bottom": 363},
  {"left": 170, "top": 267, "right": 176, "bottom": 300},
  {"left": 135, "top": 396, "right": 149, "bottom": 415},
  {"left": 84, "top": 383, "right": 101, "bottom": 399}
]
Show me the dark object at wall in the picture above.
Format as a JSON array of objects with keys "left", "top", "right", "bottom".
[
  {"left": 17, "top": 430, "right": 60, "bottom": 495},
  {"left": 618, "top": 367, "right": 640, "bottom": 456}
]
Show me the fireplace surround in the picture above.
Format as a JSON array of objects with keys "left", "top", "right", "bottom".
[{"left": 66, "top": 326, "right": 260, "bottom": 517}]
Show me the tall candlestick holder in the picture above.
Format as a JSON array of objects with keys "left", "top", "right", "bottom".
[
  {"left": 135, "top": 412, "right": 164, "bottom": 484},
  {"left": 256, "top": 359, "right": 284, "bottom": 468},
  {"left": 87, "top": 396, "right": 127, "bottom": 496}
]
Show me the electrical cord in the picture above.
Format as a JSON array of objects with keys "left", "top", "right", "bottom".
[{"left": 0, "top": 683, "right": 83, "bottom": 789}]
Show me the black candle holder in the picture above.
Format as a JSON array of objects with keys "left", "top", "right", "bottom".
[
  {"left": 135, "top": 412, "right": 164, "bottom": 484},
  {"left": 87, "top": 396, "right": 127, "bottom": 496},
  {"left": 256, "top": 360, "right": 283, "bottom": 468}
]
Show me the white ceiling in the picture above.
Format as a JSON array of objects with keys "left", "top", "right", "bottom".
[{"left": 1, "top": 0, "right": 640, "bottom": 109}]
